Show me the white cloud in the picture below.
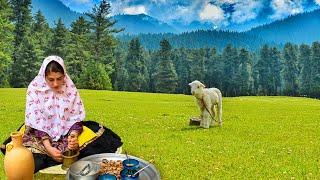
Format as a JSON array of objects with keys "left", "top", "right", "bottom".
[
  {"left": 211, "top": 0, "right": 236, "bottom": 5},
  {"left": 150, "top": 0, "right": 167, "bottom": 4},
  {"left": 269, "top": 0, "right": 303, "bottom": 20},
  {"left": 123, "top": 5, "right": 147, "bottom": 15},
  {"left": 165, "top": 5, "right": 191, "bottom": 22},
  {"left": 231, "top": 1, "right": 263, "bottom": 24},
  {"left": 199, "top": 2, "right": 225, "bottom": 23},
  {"left": 154, "top": 1, "right": 202, "bottom": 24},
  {"left": 315, "top": 0, "right": 320, "bottom": 5}
]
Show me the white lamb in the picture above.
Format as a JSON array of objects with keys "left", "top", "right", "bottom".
[{"left": 188, "top": 80, "right": 223, "bottom": 128}]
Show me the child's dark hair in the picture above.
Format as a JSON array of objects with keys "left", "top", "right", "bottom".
[{"left": 45, "top": 60, "right": 64, "bottom": 76}]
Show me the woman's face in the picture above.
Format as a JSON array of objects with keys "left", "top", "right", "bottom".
[{"left": 45, "top": 71, "right": 65, "bottom": 92}]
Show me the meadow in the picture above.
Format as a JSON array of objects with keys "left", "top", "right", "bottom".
[{"left": 0, "top": 88, "right": 320, "bottom": 179}]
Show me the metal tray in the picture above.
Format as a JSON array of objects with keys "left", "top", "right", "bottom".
[{"left": 66, "top": 153, "right": 161, "bottom": 180}]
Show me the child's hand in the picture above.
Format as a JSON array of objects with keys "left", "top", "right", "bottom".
[{"left": 67, "top": 132, "right": 79, "bottom": 150}]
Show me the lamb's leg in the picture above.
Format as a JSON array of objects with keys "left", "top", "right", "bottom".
[
  {"left": 201, "top": 110, "right": 210, "bottom": 128},
  {"left": 197, "top": 99, "right": 205, "bottom": 121},
  {"left": 218, "top": 101, "right": 222, "bottom": 127},
  {"left": 202, "top": 96, "right": 214, "bottom": 128},
  {"left": 210, "top": 106, "right": 216, "bottom": 126}
]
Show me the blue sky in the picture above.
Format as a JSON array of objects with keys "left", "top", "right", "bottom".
[{"left": 60, "top": 0, "right": 320, "bottom": 29}]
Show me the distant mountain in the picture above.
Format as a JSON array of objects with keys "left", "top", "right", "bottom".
[
  {"left": 247, "top": 9, "right": 320, "bottom": 44},
  {"left": 32, "top": 0, "right": 82, "bottom": 27},
  {"left": 31, "top": 0, "right": 320, "bottom": 47},
  {"left": 113, "top": 15, "right": 218, "bottom": 34},
  {"left": 168, "top": 20, "right": 214, "bottom": 33},
  {"left": 113, "top": 14, "right": 178, "bottom": 34},
  {"left": 31, "top": 0, "right": 179, "bottom": 34}
]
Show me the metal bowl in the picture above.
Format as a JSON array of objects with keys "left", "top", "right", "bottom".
[{"left": 68, "top": 160, "right": 100, "bottom": 180}]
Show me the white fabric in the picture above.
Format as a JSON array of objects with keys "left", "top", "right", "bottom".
[{"left": 25, "top": 55, "right": 85, "bottom": 141}]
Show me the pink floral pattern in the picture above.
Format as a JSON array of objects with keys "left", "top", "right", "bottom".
[{"left": 25, "top": 56, "right": 85, "bottom": 141}]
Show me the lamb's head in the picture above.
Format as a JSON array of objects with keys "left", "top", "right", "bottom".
[{"left": 188, "top": 80, "right": 205, "bottom": 97}]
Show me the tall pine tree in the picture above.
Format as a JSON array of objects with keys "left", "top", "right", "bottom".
[
  {"left": 153, "top": 39, "right": 178, "bottom": 93},
  {"left": 47, "top": 18, "right": 68, "bottom": 58},
  {"left": 173, "top": 48, "right": 191, "bottom": 94},
  {"left": 282, "top": 43, "right": 299, "bottom": 96},
  {"left": 10, "top": 0, "right": 32, "bottom": 48},
  {"left": 269, "top": 47, "right": 281, "bottom": 95},
  {"left": 251, "top": 53, "right": 259, "bottom": 95},
  {"left": 86, "top": 0, "right": 120, "bottom": 65},
  {"left": 238, "top": 48, "right": 251, "bottom": 95},
  {"left": 10, "top": 0, "right": 36, "bottom": 87},
  {"left": 256, "top": 45, "right": 270, "bottom": 95},
  {"left": 222, "top": 44, "right": 238, "bottom": 96},
  {"left": 149, "top": 50, "right": 160, "bottom": 92},
  {"left": 125, "top": 38, "right": 149, "bottom": 92},
  {"left": 189, "top": 49, "right": 206, "bottom": 82},
  {"left": 66, "top": 16, "right": 91, "bottom": 86},
  {"left": 0, "top": 0, "right": 14, "bottom": 87},
  {"left": 31, "top": 10, "right": 51, "bottom": 67},
  {"left": 84, "top": 0, "right": 121, "bottom": 89},
  {"left": 310, "top": 42, "right": 320, "bottom": 98},
  {"left": 12, "top": 37, "right": 38, "bottom": 87},
  {"left": 299, "top": 44, "right": 312, "bottom": 96},
  {"left": 206, "top": 48, "right": 224, "bottom": 91},
  {"left": 187, "top": 50, "right": 199, "bottom": 81},
  {"left": 113, "top": 48, "right": 128, "bottom": 91}
]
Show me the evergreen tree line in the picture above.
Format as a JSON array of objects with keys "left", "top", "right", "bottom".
[
  {"left": 1, "top": 0, "right": 117, "bottom": 89},
  {"left": 1, "top": 0, "right": 320, "bottom": 98},
  {"left": 117, "top": 30, "right": 268, "bottom": 52},
  {"left": 114, "top": 39, "right": 320, "bottom": 98}
]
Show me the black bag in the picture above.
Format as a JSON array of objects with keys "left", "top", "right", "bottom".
[{"left": 79, "top": 120, "right": 123, "bottom": 159}]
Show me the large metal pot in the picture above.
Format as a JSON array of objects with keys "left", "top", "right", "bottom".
[{"left": 69, "top": 160, "right": 100, "bottom": 180}]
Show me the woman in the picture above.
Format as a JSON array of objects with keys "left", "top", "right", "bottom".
[{"left": 2, "top": 55, "right": 123, "bottom": 172}]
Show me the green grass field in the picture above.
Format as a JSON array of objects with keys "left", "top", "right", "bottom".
[{"left": 1, "top": 88, "right": 320, "bottom": 179}]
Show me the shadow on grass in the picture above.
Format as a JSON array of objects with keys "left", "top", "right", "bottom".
[
  {"left": 180, "top": 125, "right": 221, "bottom": 131},
  {"left": 34, "top": 173, "right": 65, "bottom": 180}
]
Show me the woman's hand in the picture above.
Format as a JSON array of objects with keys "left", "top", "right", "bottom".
[
  {"left": 47, "top": 146, "right": 63, "bottom": 162},
  {"left": 43, "top": 139, "right": 63, "bottom": 162},
  {"left": 67, "top": 131, "right": 79, "bottom": 151}
]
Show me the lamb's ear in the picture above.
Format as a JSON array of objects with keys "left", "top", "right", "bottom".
[
  {"left": 188, "top": 83, "right": 192, "bottom": 86},
  {"left": 199, "top": 82, "right": 205, "bottom": 88}
]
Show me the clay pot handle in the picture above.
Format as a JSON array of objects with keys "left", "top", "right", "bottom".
[{"left": 6, "top": 144, "right": 13, "bottom": 152}]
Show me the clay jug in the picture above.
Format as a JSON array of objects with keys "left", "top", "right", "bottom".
[{"left": 4, "top": 132, "right": 35, "bottom": 180}]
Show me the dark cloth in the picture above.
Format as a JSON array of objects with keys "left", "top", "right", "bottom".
[
  {"left": 1, "top": 120, "right": 123, "bottom": 173},
  {"left": 33, "top": 153, "right": 60, "bottom": 173}
]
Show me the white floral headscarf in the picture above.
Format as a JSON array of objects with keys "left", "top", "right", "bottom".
[{"left": 25, "top": 55, "right": 85, "bottom": 141}]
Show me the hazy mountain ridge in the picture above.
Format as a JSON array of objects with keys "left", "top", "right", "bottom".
[
  {"left": 247, "top": 9, "right": 320, "bottom": 44},
  {"left": 113, "top": 14, "right": 178, "bottom": 34},
  {"left": 31, "top": 0, "right": 320, "bottom": 48},
  {"left": 32, "top": 0, "right": 83, "bottom": 27}
]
